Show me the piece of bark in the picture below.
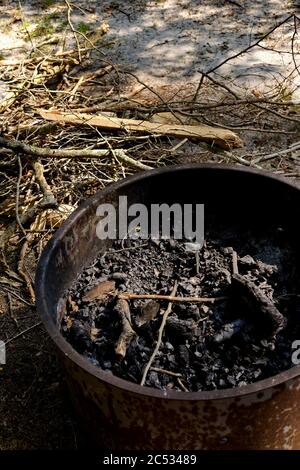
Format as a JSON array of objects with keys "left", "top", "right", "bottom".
[
  {"left": 232, "top": 274, "right": 286, "bottom": 337},
  {"left": 150, "top": 111, "right": 200, "bottom": 126},
  {"left": 39, "top": 109, "right": 243, "bottom": 149},
  {"left": 135, "top": 301, "right": 160, "bottom": 327},
  {"left": 83, "top": 280, "right": 115, "bottom": 302},
  {"left": 115, "top": 299, "right": 137, "bottom": 358}
]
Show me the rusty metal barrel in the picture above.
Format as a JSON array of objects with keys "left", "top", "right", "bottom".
[{"left": 36, "top": 164, "right": 300, "bottom": 449}]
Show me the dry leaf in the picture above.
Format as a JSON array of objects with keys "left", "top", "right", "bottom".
[{"left": 83, "top": 280, "right": 116, "bottom": 301}]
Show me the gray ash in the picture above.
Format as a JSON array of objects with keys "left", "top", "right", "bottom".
[{"left": 61, "top": 232, "right": 300, "bottom": 392}]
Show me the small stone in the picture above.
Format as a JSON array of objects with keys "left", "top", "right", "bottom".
[
  {"left": 240, "top": 255, "right": 256, "bottom": 266},
  {"left": 110, "top": 272, "right": 128, "bottom": 282},
  {"left": 103, "top": 360, "right": 112, "bottom": 369},
  {"left": 201, "top": 305, "right": 209, "bottom": 314},
  {"left": 169, "top": 239, "right": 176, "bottom": 248},
  {"left": 221, "top": 247, "right": 233, "bottom": 255},
  {"left": 184, "top": 242, "right": 202, "bottom": 252},
  {"left": 178, "top": 345, "right": 190, "bottom": 366}
]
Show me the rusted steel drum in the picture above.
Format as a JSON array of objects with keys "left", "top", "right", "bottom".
[{"left": 36, "top": 164, "right": 300, "bottom": 449}]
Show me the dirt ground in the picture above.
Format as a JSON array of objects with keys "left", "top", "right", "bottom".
[{"left": 0, "top": 0, "right": 300, "bottom": 449}]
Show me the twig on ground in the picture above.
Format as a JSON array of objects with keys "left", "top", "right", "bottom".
[
  {"left": 16, "top": 155, "right": 27, "bottom": 238},
  {"left": 140, "top": 281, "right": 177, "bottom": 386},
  {"left": 119, "top": 292, "right": 227, "bottom": 303},
  {"left": 0, "top": 136, "right": 152, "bottom": 171},
  {"left": 32, "top": 160, "right": 57, "bottom": 207},
  {"left": 115, "top": 298, "right": 137, "bottom": 358},
  {"left": 203, "top": 14, "right": 297, "bottom": 77},
  {"left": 7, "top": 292, "right": 18, "bottom": 327},
  {"left": 177, "top": 377, "right": 189, "bottom": 392},
  {"left": 104, "top": 243, "right": 149, "bottom": 255},
  {"left": 0, "top": 286, "right": 35, "bottom": 307},
  {"left": 150, "top": 367, "right": 182, "bottom": 378},
  {"left": 232, "top": 250, "right": 239, "bottom": 275},
  {"left": 64, "top": 0, "right": 82, "bottom": 62},
  {"left": 18, "top": 239, "right": 35, "bottom": 302},
  {"left": 5, "top": 321, "right": 42, "bottom": 346},
  {"left": 292, "top": 16, "right": 300, "bottom": 78},
  {"left": 252, "top": 141, "right": 300, "bottom": 164}
]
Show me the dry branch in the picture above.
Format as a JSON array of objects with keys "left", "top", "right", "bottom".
[
  {"left": 140, "top": 282, "right": 178, "bottom": 386},
  {"left": 39, "top": 109, "right": 243, "bottom": 149},
  {"left": 118, "top": 292, "right": 227, "bottom": 303},
  {"left": 115, "top": 299, "right": 137, "bottom": 358},
  {"left": 32, "top": 161, "right": 57, "bottom": 207},
  {"left": 18, "top": 239, "right": 35, "bottom": 303},
  {"left": 0, "top": 135, "right": 152, "bottom": 171},
  {"left": 150, "top": 367, "right": 182, "bottom": 378}
]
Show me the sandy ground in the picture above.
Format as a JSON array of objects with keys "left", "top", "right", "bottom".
[
  {"left": 1, "top": 1, "right": 300, "bottom": 98},
  {"left": 96, "top": 0, "right": 300, "bottom": 96}
]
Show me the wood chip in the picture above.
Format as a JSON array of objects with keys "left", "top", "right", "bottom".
[
  {"left": 115, "top": 299, "right": 137, "bottom": 358},
  {"left": 39, "top": 109, "right": 243, "bottom": 149},
  {"left": 67, "top": 296, "right": 78, "bottom": 312},
  {"left": 136, "top": 301, "right": 160, "bottom": 327},
  {"left": 83, "top": 280, "right": 115, "bottom": 301}
]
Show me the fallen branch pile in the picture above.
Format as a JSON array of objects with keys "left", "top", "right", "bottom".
[{"left": 0, "top": 5, "right": 299, "bottom": 308}]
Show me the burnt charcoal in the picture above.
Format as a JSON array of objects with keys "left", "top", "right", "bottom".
[
  {"left": 214, "top": 319, "right": 246, "bottom": 343},
  {"left": 148, "top": 371, "right": 160, "bottom": 388},
  {"left": 232, "top": 274, "right": 286, "bottom": 337},
  {"left": 67, "top": 320, "right": 92, "bottom": 354},
  {"left": 110, "top": 272, "right": 128, "bottom": 282},
  {"left": 166, "top": 317, "right": 196, "bottom": 341},
  {"left": 177, "top": 345, "right": 190, "bottom": 366},
  {"left": 61, "top": 233, "right": 300, "bottom": 392},
  {"left": 165, "top": 341, "right": 174, "bottom": 351},
  {"left": 187, "top": 305, "right": 201, "bottom": 321},
  {"left": 103, "top": 360, "right": 112, "bottom": 369}
]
